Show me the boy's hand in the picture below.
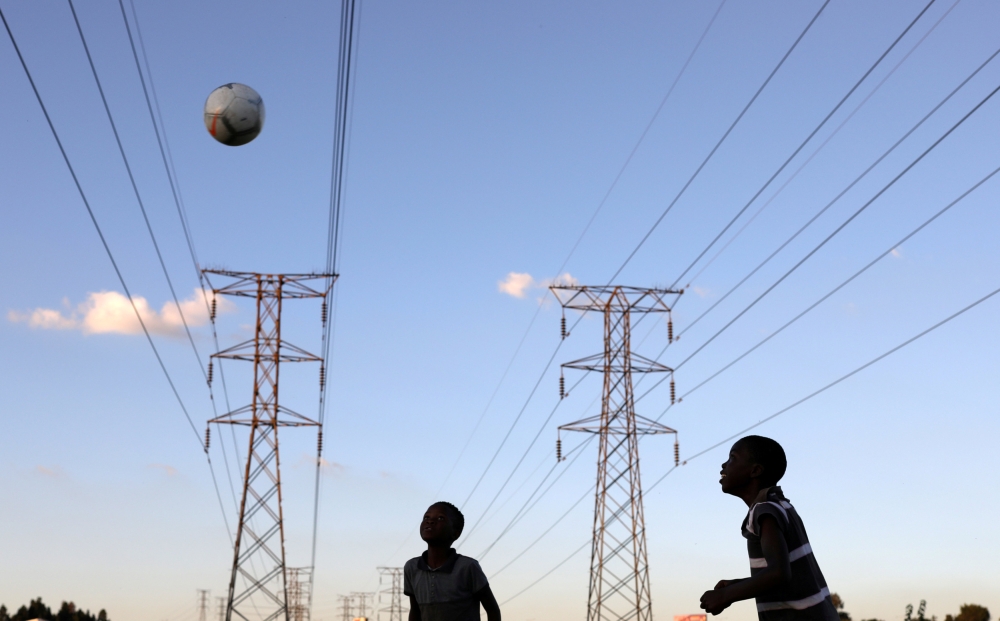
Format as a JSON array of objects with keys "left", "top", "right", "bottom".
[{"left": 700, "top": 587, "right": 733, "bottom": 615}]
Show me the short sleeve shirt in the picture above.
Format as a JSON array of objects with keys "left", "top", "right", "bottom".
[
  {"left": 742, "top": 487, "right": 838, "bottom": 621},
  {"left": 403, "top": 550, "right": 489, "bottom": 621}
]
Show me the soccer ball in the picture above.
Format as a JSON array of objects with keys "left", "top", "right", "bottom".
[{"left": 204, "top": 83, "right": 265, "bottom": 146}]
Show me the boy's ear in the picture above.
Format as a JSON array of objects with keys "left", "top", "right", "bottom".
[{"left": 750, "top": 462, "right": 765, "bottom": 480}]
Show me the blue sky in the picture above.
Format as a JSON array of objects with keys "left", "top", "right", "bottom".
[{"left": 1, "top": 1, "right": 999, "bottom": 620}]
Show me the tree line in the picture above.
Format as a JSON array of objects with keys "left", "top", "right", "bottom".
[
  {"left": 0, "top": 599, "right": 108, "bottom": 621},
  {"left": 831, "top": 593, "right": 990, "bottom": 621}
]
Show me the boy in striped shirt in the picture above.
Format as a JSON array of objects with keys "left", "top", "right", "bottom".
[{"left": 700, "top": 435, "right": 838, "bottom": 621}]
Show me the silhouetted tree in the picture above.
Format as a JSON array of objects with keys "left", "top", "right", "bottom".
[
  {"left": 13, "top": 598, "right": 53, "bottom": 621},
  {"left": 2, "top": 598, "right": 106, "bottom": 621},
  {"left": 831, "top": 593, "right": 852, "bottom": 621},
  {"left": 945, "top": 604, "right": 990, "bottom": 621}
]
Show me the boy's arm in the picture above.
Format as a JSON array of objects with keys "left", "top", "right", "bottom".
[
  {"left": 408, "top": 595, "right": 420, "bottom": 621},
  {"left": 476, "top": 585, "right": 501, "bottom": 621},
  {"left": 700, "top": 515, "right": 791, "bottom": 615}
]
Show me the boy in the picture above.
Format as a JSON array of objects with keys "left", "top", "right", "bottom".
[
  {"left": 404, "top": 502, "right": 501, "bottom": 621},
  {"left": 700, "top": 436, "right": 838, "bottom": 621}
]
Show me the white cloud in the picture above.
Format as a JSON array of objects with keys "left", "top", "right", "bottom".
[
  {"left": 8, "top": 288, "right": 233, "bottom": 338},
  {"left": 148, "top": 463, "right": 178, "bottom": 476},
  {"left": 498, "top": 272, "right": 534, "bottom": 298},
  {"left": 498, "top": 272, "right": 577, "bottom": 299}
]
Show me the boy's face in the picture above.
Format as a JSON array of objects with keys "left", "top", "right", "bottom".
[
  {"left": 719, "top": 442, "right": 761, "bottom": 495},
  {"left": 420, "top": 505, "right": 456, "bottom": 546}
]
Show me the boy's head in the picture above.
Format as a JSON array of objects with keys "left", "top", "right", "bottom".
[
  {"left": 720, "top": 436, "right": 787, "bottom": 496},
  {"left": 420, "top": 501, "right": 465, "bottom": 547}
]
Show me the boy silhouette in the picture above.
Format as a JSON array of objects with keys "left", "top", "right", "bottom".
[
  {"left": 700, "top": 436, "right": 837, "bottom": 621},
  {"left": 405, "top": 502, "right": 501, "bottom": 621}
]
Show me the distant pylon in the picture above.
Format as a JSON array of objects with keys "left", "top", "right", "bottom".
[
  {"left": 206, "top": 270, "right": 335, "bottom": 621},
  {"left": 217, "top": 597, "right": 226, "bottom": 621},
  {"left": 376, "top": 568, "right": 406, "bottom": 621},
  {"left": 350, "top": 592, "right": 374, "bottom": 619},
  {"left": 552, "top": 285, "right": 682, "bottom": 621},
  {"left": 287, "top": 567, "right": 313, "bottom": 621},
  {"left": 337, "top": 595, "right": 354, "bottom": 621},
  {"left": 198, "top": 590, "right": 210, "bottom": 621}
]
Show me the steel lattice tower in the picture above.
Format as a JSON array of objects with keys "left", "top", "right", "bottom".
[
  {"left": 376, "top": 568, "right": 407, "bottom": 621},
  {"left": 287, "top": 568, "right": 312, "bottom": 621},
  {"left": 198, "top": 590, "right": 210, "bottom": 621},
  {"left": 350, "top": 592, "right": 374, "bottom": 620},
  {"left": 553, "top": 285, "right": 681, "bottom": 621},
  {"left": 337, "top": 595, "right": 354, "bottom": 621},
  {"left": 205, "top": 270, "right": 335, "bottom": 621}
]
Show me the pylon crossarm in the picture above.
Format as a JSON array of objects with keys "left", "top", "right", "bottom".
[
  {"left": 563, "top": 352, "right": 673, "bottom": 373},
  {"left": 203, "top": 270, "right": 335, "bottom": 296},
  {"left": 550, "top": 285, "right": 682, "bottom": 312},
  {"left": 209, "top": 405, "right": 319, "bottom": 427},
  {"left": 632, "top": 414, "right": 676, "bottom": 435}
]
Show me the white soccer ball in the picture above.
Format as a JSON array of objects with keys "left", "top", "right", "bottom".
[{"left": 204, "top": 83, "right": 265, "bottom": 146}]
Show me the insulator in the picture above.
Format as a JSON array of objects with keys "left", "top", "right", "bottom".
[
  {"left": 207, "top": 361, "right": 214, "bottom": 385},
  {"left": 561, "top": 315, "right": 567, "bottom": 339},
  {"left": 321, "top": 301, "right": 328, "bottom": 325},
  {"left": 319, "top": 364, "right": 326, "bottom": 390},
  {"left": 670, "top": 379, "right": 676, "bottom": 404},
  {"left": 668, "top": 318, "right": 674, "bottom": 342},
  {"left": 556, "top": 438, "right": 562, "bottom": 462},
  {"left": 205, "top": 427, "right": 211, "bottom": 451},
  {"left": 210, "top": 297, "right": 217, "bottom": 321},
  {"left": 559, "top": 374, "right": 566, "bottom": 399},
  {"left": 317, "top": 430, "right": 324, "bottom": 456},
  {"left": 674, "top": 440, "right": 679, "bottom": 466}
]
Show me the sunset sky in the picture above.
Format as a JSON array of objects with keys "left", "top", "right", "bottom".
[{"left": 2, "top": 1, "right": 999, "bottom": 620}]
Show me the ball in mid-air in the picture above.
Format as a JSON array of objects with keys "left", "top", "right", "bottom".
[{"left": 204, "top": 83, "right": 265, "bottom": 146}]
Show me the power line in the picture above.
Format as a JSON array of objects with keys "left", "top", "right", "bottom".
[
  {"left": 501, "top": 277, "right": 1000, "bottom": 601},
  {"left": 490, "top": 153, "right": 1000, "bottom": 600},
  {"left": 607, "top": 0, "right": 831, "bottom": 284},
  {"left": 667, "top": 0, "right": 939, "bottom": 290},
  {"left": 1, "top": 2, "right": 200, "bottom": 448},
  {"left": 670, "top": 79, "right": 1000, "bottom": 373},
  {"left": 451, "top": 4, "right": 987, "bottom": 581},
  {"left": 109, "top": 0, "right": 245, "bottom": 543},
  {"left": 680, "top": 0, "right": 962, "bottom": 290},
  {"left": 577, "top": 0, "right": 963, "bottom": 405},
  {"left": 373, "top": 4, "right": 729, "bottom": 569},
  {"left": 67, "top": 0, "right": 207, "bottom": 379},
  {"left": 668, "top": 40, "right": 1000, "bottom": 349},
  {"left": 477, "top": 133, "right": 1000, "bottom": 584},
  {"left": 651, "top": 160, "right": 1000, "bottom": 415},
  {"left": 453, "top": 0, "right": 730, "bottom": 517},
  {"left": 121, "top": 0, "right": 236, "bottom": 420},
  {"left": 311, "top": 0, "right": 362, "bottom": 593},
  {"left": 628, "top": 43, "right": 1000, "bottom": 411},
  {"left": 0, "top": 3, "right": 232, "bottom": 539}
]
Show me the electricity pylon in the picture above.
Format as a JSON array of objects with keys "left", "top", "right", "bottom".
[
  {"left": 376, "top": 568, "right": 406, "bottom": 621},
  {"left": 198, "top": 590, "right": 210, "bottom": 621},
  {"left": 337, "top": 595, "right": 354, "bottom": 621},
  {"left": 217, "top": 598, "right": 227, "bottom": 621},
  {"left": 205, "top": 270, "right": 336, "bottom": 621},
  {"left": 350, "top": 592, "right": 374, "bottom": 619},
  {"left": 552, "top": 285, "right": 682, "bottom": 621},
  {"left": 287, "top": 568, "right": 313, "bottom": 621}
]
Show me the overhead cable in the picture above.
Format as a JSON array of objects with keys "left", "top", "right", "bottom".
[
  {"left": 667, "top": 0, "right": 940, "bottom": 290},
  {"left": 607, "top": 0, "right": 832, "bottom": 283},
  {"left": 0, "top": 3, "right": 232, "bottom": 540},
  {"left": 502, "top": 277, "right": 1000, "bottom": 601}
]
